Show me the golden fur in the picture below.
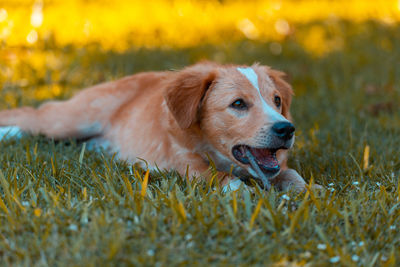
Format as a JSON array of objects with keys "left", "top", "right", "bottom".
[{"left": 0, "top": 62, "right": 311, "bottom": 191}]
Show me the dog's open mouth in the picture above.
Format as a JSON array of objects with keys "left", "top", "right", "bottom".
[{"left": 232, "top": 145, "right": 280, "bottom": 189}]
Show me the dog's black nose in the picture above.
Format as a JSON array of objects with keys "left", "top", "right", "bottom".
[{"left": 271, "top": 121, "right": 295, "bottom": 140}]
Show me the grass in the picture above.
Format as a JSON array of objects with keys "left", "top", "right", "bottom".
[
  {"left": 1, "top": 20, "right": 400, "bottom": 266},
  {"left": 2, "top": 0, "right": 399, "bottom": 50}
]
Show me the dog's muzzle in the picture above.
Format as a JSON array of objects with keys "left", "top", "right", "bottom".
[{"left": 231, "top": 121, "right": 295, "bottom": 190}]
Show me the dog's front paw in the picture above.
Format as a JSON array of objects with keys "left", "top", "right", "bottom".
[
  {"left": 271, "top": 169, "right": 306, "bottom": 192},
  {"left": 221, "top": 177, "right": 242, "bottom": 193},
  {"left": 311, "top": 183, "right": 324, "bottom": 190},
  {"left": 272, "top": 169, "right": 324, "bottom": 193}
]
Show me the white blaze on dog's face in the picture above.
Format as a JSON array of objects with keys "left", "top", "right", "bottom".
[{"left": 199, "top": 64, "right": 295, "bottom": 180}]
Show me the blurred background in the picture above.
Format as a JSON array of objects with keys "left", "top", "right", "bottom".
[{"left": 0, "top": 0, "right": 399, "bottom": 111}]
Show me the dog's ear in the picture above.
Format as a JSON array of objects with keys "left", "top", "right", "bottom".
[
  {"left": 267, "top": 69, "right": 293, "bottom": 120},
  {"left": 164, "top": 69, "right": 216, "bottom": 129}
]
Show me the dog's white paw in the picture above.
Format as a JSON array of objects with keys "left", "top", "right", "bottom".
[
  {"left": 0, "top": 126, "right": 23, "bottom": 140},
  {"left": 222, "top": 178, "right": 243, "bottom": 193}
]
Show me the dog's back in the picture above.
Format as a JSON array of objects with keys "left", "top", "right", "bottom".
[
  {"left": 0, "top": 71, "right": 167, "bottom": 140},
  {"left": 0, "top": 62, "right": 316, "bottom": 192}
]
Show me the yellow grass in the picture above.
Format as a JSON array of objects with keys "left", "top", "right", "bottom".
[
  {"left": 1, "top": 0, "right": 400, "bottom": 103},
  {"left": 1, "top": 0, "right": 400, "bottom": 53}
]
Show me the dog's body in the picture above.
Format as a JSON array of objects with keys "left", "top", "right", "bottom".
[{"left": 0, "top": 62, "right": 309, "bottom": 191}]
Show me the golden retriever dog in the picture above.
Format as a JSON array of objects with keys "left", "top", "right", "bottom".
[{"left": 0, "top": 62, "right": 312, "bottom": 192}]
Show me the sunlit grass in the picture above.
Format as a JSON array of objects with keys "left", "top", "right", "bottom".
[
  {"left": 2, "top": 0, "right": 400, "bottom": 102},
  {"left": 1, "top": 0, "right": 400, "bottom": 52}
]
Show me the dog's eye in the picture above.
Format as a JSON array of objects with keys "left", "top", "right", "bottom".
[
  {"left": 274, "top": 96, "right": 281, "bottom": 108},
  {"left": 230, "top": 99, "right": 247, "bottom": 110}
]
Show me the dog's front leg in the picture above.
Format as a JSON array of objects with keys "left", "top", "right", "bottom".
[
  {"left": 271, "top": 169, "right": 323, "bottom": 192},
  {"left": 270, "top": 169, "right": 307, "bottom": 192}
]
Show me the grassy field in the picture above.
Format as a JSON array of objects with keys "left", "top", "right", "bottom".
[{"left": 1, "top": 6, "right": 400, "bottom": 267}]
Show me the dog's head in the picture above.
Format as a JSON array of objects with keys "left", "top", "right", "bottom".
[{"left": 164, "top": 62, "right": 294, "bottom": 182}]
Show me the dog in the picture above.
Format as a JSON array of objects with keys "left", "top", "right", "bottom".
[{"left": 0, "top": 62, "right": 312, "bottom": 192}]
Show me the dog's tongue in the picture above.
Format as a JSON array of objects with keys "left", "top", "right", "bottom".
[{"left": 248, "top": 147, "right": 279, "bottom": 169}]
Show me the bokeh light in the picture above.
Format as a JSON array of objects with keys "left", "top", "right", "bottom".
[
  {"left": 0, "top": 0, "right": 399, "bottom": 52},
  {"left": 1, "top": 0, "right": 400, "bottom": 105}
]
